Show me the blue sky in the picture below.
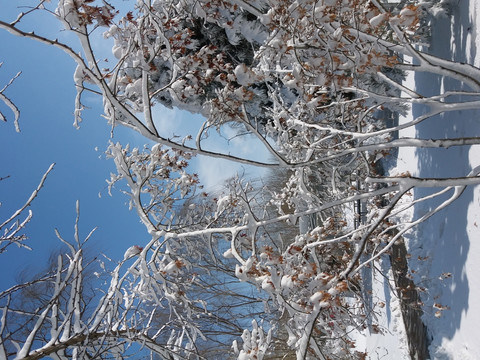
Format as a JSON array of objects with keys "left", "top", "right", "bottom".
[
  {"left": 0, "top": 1, "right": 269, "bottom": 289},
  {"left": 0, "top": 1, "right": 147, "bottom": 286}
]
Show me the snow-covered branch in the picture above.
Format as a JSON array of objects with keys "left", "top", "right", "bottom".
[
  {"left": 0, "top": 164, "right": 55, "bottom": 254},
  {"left": 0, "top": 64, "right": 21, "bottom": 132}
]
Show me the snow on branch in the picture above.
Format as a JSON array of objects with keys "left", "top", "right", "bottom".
[
  {"left": 0, "top": 164, "right": 55, "bottom": 254},
  {"left": 0, "top": 202, "right": 204, "bottom": 359},
  {"left": 0, "top": 63, "right": 21, "bottom": 132}
]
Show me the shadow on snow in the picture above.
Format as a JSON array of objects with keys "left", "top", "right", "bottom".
[{"left": 410, "top": 1, "right": 478, "bottom": 356}]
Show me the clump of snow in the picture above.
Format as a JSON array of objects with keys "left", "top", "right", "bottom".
[{"left": 369, "top": 13, "right": 388, "bottom": 28}]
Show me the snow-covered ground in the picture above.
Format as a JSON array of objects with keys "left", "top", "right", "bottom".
[
  {"left": 363, "top": 1, "right": 480, "bottom": 359},
  {"left": 355, "top": 2, "right": 480, "bottom": 358},
  {"left": 406, "top": 1, "right": 480, "bottom": 358}
]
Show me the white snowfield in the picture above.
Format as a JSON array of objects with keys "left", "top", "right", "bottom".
[{"left": 358, "top": 1, "right": 480, "bottom": 359}]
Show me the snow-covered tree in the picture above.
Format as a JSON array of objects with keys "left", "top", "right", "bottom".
[
  {"left": 0, "top": 202, "right": 210, "bottom": 359},
  {"left": 2, "top": 0, "right": 480, "bottom": 358}
]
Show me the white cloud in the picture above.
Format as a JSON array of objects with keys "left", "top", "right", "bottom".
[
  {"left": 192, "top": 127, "right": 271, "bottom": 190},
  {"left": 151, "top": 105, "right": 203, "bottom": 141},
  {"left": 133, "top": 105, "right": 271, "bottom": 190}
]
